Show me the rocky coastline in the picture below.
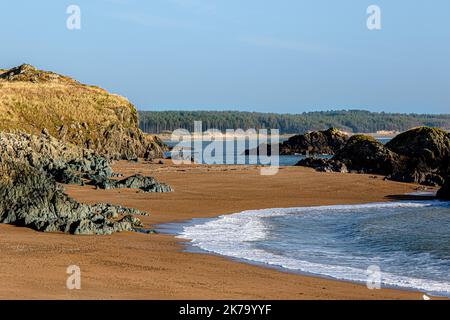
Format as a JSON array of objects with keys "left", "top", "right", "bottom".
[
  {"left": 296, "top": 127, "right": 450, "bottom": 197},
  {"left": 0, "top": 64, "right": 174, "bottom": 235}
]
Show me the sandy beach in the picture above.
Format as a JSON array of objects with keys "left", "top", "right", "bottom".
[{"left": 0, "top": 161, "right": 435, "bottom": 299}]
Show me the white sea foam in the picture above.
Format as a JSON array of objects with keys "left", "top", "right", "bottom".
[{"left": 178, "top": 201, "right": 450, "bottom": 296}]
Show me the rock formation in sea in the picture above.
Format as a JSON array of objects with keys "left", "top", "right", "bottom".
[
  {"left": 0, "top": 64, "right": 167, "bottom": 160},
  {"left": 297, "top": 127, "right": 450, "bottom": 186},
  {"left": 280, "top": 128, "right": 349, "bottom": 155},
  {"left": 384, "top": 127, "right": 450, "bottom": 186},
  {"left": 245, "top": 128, "right": 348, "bottom": 156}
]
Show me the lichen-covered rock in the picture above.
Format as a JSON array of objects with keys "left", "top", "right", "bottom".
[
  {"left": 298, "top": 135, "right": 403, "bottom": 175},
  {"left": 91, "top": 174, "right": 173, "bottom": 193},
  {"left": 0, "top": 161, "right": 147, "bottom": 235},
  {"left": 332, "top": 135, "right": 403, "bottom": 175},
  {"left": 385, "top": 127, "right": 450, "bottom": 185},
  {"left": 297, "top": 127, "right": 450, "bottom": 187},
  {"left": 246, "top": 128, "right": 348, "bottom": 156},
  {"left": 0, "top": 130, "right": 112, "bottom": 183}
]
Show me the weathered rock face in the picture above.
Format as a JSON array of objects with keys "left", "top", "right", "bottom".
[
  {"left": 0, "top": 130, "right": 112, "bottom": 184},
  {"left": 332, "top": 135, "right": 403, "bottom": 175},
  {"left": 0, "top": 131, "right": 172, "bottom": 234},
  {"left": 298, "top": 135, "right": 402, "bottom": 175},
  {"left": 297, "top": 158, "right": 348, "bottom": 173},
  {"left": 0, "top": 161, "right": 148, "bottom": 235},
  {"left": 245, "top": 128, "right": 348, "bottom": 156},
  {"left": 437, "top": 179, "right": 450, "bottom": 200},
  {"left": 90, "top": 174, "right": 173, "bottom": 193},
  {"left": 0, "top": 64, "right": 167, "bottom": 160},
  {"left": 385, "top": 127, "right": 450, "bottom": 185},
  {"left": 281, "top": 128, "right": 349, "bottom": 155}
]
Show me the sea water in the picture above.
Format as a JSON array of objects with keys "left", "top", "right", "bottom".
[{"left": 173, "top": 201, "right": 450, "bottom": 297}]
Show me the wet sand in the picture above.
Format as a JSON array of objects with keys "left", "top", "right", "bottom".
[{"left": 0, "top": 161, "right": 435, "bottom": 299}]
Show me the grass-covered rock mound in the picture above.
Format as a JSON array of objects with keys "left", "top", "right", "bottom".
[{"left": 0, "top": 64, "right": 166, "bottom": 160}]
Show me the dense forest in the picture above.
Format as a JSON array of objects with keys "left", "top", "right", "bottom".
[{"left": 138, "top": 110, "right": 450, "bottom": 134}]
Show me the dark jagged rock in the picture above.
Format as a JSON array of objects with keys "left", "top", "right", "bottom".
[
  {"left": 332, "top": 135, "right": 403, "bottom": 175},
  {"left": 281, "top": 128, "right": 349, "bottom": 155},
  {"left": 437, "top": 179, "right": 450, "bottom": 200},
  {"left": 0, "top": 131, "right": 172, "bottom": 235},
  {"left": 90, "top": 174, "right": 173, "bottom": 193},
  {"left": 0, "top": 131, "right": 173, "bottom": 191},
  {"left": 297, "top": 158, "right": 348, "bottom": 173},
  {"left": 298, "top": 135, "right": 403, "bottom": 175},
  {"left": 0, "top": 131, "right": 112, "bottom": 184},
  {"left": 245, "top": 128, "right": 348, "bottom": 156},
  {"left": 0, "top": 161, "right": 146, "bottom": 235},
  {"left": 296, "top": 127, "right": 450, "bottom": 187},
  {"left": 385, "top": 127, "right": 450, "bottom": 185}
]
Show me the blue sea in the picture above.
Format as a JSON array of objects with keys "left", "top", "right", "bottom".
[
  {"left": 162, "top": 201, "right": 450, "bottom": 297},
  {"left": 164, "top": 139, "right": 332, "bottom": 166},
  {"left": 163, "top": 137, "right": 390, "bottom": 166}
]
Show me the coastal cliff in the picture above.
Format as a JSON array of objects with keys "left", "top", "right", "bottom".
[{"left": 0, "top": 64, "right": 166, "bottom": 160}]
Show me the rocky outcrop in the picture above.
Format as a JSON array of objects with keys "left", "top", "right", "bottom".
[
  {"left": 332, "top": 135, "right": 404, "bottom": 175},
  {"left": 297, "top": 157, "right": 348, "bottom": 173},
  {"left": 281, "top": 128, "right": 349, "bottom": 155},
  {"left": 385, "top": 127, "right": 450, "bottom": 185},
  {"left": 246, "top": 128, "right": 348, "bottom": 156},
  {"left": 0, "top": 130, "right": 112, "bottom": 184},
  {"left": 90, "top": 174, "right": 173, "bottom": 193},
  {"left": 0, "top": 131, "right": 172, "bottom": 234},
  {"left": 297, "top": 127, "right": 450, "bottom": 187},
  {"left": 297, "top": 135, "right": 401, "bottom": 174},
  {"left": 0, "top": 64, "right": 167, "bottom": 160},
  {"left": 0, "top": 161, "right": 149, "bottom": 235}
]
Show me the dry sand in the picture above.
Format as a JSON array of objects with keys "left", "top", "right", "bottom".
[{"left": 0, "top": 161, "right": 436, "bottom": 299}]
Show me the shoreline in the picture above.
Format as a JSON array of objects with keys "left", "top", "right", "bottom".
[
  {"left": 159, "top": 201, "right": 448, "bottom": 299},
  {"left": 0, "top": 160, "right": 441, "bottom": 299}
]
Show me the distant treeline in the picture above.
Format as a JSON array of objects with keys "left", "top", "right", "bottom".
[{"left": 138, "top": 110, "right": 450, "bottom": 134}]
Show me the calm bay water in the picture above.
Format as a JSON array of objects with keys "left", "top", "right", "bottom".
[{"left": 163, "top": 137, "right": 390, "bottom": 166}]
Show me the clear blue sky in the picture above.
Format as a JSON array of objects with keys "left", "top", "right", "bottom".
[{"left": 1, "top": 0, "right": 449, "bottom": 113}]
